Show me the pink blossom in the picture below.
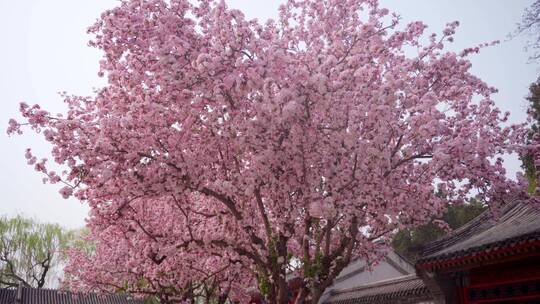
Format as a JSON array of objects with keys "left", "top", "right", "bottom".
[
  {"left": 7, "top": 119, "right": 21, "bottom": 135},
  {"left": 59, "top": 186, "right": 73, "bottom": 199}
]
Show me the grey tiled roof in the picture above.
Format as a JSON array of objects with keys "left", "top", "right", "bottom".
[
  {"left": 322, "top": 274, "right": 431, "bottom": 304},
  {"left": 0, "top": 289, "right": 15, "bottom": 304},
  {"left": 0, "top": 286, "right": 144, "bottom": 304},
  {"left": 418, "top": 200, "right": 540, "bottom": 266}
]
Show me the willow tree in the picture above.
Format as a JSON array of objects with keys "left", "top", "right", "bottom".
[{"left": 0, "top": 215, "right": 69, "bottom": 288}]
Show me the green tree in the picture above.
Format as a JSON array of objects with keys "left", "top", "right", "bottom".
[
  {"left": 392, "top": 201, "right": 486, "bottom": 262},
  {"left": 0, "top": 215, "right": 71, "bottom": 288},
  {"left": 521, "top": 78, "right": 540, "bottom": 194}
]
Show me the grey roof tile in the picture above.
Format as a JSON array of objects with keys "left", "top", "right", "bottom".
[
  {"left": 0, "top": 289, "right": 15, "bottom": 304},
  {"left": 322, "top": 274, "right": 431, "bottom": 304},
  {"left": 0, "top": 286, "right": 144, "bottom": 304},
  {"left": 418, "top": 200, "right": 540, "bottom": 266}
]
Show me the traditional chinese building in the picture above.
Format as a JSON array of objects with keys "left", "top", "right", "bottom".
[
  {"left": 321, "top": 274, "right": 433, "bottom": 304},
  {"left": 321, "top": 249, "right": 434, "bottom": 304},
  {"left": 323, "top": 199, "right": 540, "bottom": 304},
  {"left": 416, "top": 200, "right": 540, "bottom": 303}
]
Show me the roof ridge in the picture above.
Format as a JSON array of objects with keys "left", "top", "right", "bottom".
[
  {"left": 12, "top": 286, "right": 143, "bottom": 303},
  {"left": 420, "top": 199, "right": 523, "bottom": 256},
  {"left": 330, "top": 274, "right": 419, "bottom": 295},
  {"left": 417, "top": 199, "right": 540, "bottom": 267},
  {"left": 19, "top": 285, "right": 131, "bottom": 296}
]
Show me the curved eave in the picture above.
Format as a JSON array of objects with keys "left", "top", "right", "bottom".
[{"left": 416, "top": 237, "right": 540, "bottom": 272}]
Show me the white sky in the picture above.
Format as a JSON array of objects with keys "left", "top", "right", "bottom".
[{"left": 0, "top": 0, "right": 537, "bottom": 228}]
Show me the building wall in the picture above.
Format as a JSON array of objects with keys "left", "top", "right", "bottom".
[{"left": 319, "top": 250, "right": 415, "bottom": 303}]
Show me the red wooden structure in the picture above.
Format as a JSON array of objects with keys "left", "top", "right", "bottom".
[{"left": 416, "top": 200, "right": 540, "bottom": 303}]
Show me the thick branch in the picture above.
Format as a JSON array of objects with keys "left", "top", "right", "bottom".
[{"left": 254, "top": 188, "right": 273, "bottom": 239}]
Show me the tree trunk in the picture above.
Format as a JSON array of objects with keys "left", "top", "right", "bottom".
[{"left": 310, "top": 287, "right": 323, "bottom": 304}]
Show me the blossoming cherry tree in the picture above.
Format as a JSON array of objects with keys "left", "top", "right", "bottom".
[{"left": 8, "top": 0, "right": 527, "bottom": 303}]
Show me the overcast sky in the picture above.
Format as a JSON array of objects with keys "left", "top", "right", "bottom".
[{"left": 0, "top": 0, "right": 537, "bottom": 229}]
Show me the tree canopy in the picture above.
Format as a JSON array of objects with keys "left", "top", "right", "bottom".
[
  {"left": 0, "top": 215, "right": 70, "bottom": 289},
  {"left": 8, "top": 0, "right": 530, "bottom": 303},
  {"left": 521, "top": 78, "right": 540, "bottom": 196}
]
